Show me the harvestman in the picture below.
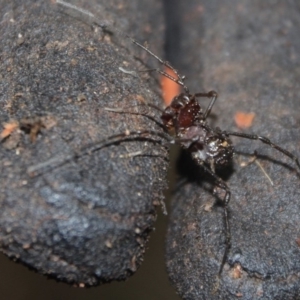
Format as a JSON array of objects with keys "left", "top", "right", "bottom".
[{"left": 29, "top": 0, "right": 300, "bottom": 275}]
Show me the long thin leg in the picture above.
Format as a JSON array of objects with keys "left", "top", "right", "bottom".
[
  {"left": 56, "top": 0, "right": 189, "bottom": 92},
  {"left": 224, "top": 131, "right": 300, "bottom": 170},
  {"left": 194, "top": 91, "right": 218, "bottom": 121},
  {"left": 104, "top": 105, "right": 166, "bottom": 131},
  {"left": 27, "top": 129, "right": 174, "bottom": 176},
  {"left": 105, "top": 102, "right": 165, "bottom": 114},
  {"left": 139, "top": 67, "right": 188, "bottom": 92},
  {"left": 193, "top": 158, "right": 231, "bottom": 275}
]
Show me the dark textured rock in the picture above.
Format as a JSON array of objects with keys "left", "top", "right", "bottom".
[
  {"left": 166, "top": 1, "right": 300, "bottom": 299},
  {"left": 0, "top": 0, "right": 167, "bottom": 286}
]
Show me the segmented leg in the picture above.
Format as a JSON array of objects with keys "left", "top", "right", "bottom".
[
  {"left": 193, "top": 158, "right": 232, "bottom": 275},
  {"left": 27, "top": 129, "right": 173, "bottom": 176},
  {"left": 194, "top": 91, "right": 218, "bottom": 120},
  {"left": 224, "top": 131, "right": 300, "bottom": 170}
]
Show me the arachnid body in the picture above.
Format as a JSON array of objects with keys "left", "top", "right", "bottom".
[
  {"left": 47, "top": 0, "right": 300, "bottom": 276},
  {"left": 156, "top": 57, "right": 300, "bottom": 274},
  {"left": 2, "top": 0, "right": 300, "bottom": 293},
  {"left": 51, "top": 0, "right": 300, "bottom": 276}
]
